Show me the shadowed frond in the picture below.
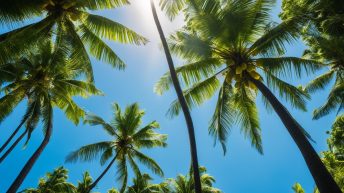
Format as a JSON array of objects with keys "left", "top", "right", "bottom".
[
  {"left": 209, "top": 83, "right": 235, "bottom": 154},
  {"left": 305, "top": 70, "right": 335, "bottom": 93},
  {"left": 132, "top": 150, "right": 164, "bottom": 177},
  {"left": 66, "top": 141, "right": 113, "bottom": 163},
  {"left": 256, "top": 57, "right": 323, "bottom": 78},
  {"left": 80, "top": 25, "right": 126, "bottom": 69},
  {"left": 265, "top": 72, "right": 310, "bottom": 111},
  {"left": 233, "top": 88, "right": 263, "bottom": 154},
  {"left": 167, "top": 75, "right": 220, "bottom": 117},
  {"left": 154, "top": 58, "right": 222, "bottom": 95}
]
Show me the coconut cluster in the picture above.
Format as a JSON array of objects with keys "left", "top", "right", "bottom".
[{"left": 225, "top": 62, "right": 263, "bottom": 90}]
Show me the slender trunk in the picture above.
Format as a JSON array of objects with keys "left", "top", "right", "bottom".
[
  {"left": 250, "top": 77, "right": 342, "bottom": 193},
  {"left": 88, "top": 153, "right": 119, "bottom": 192},
  {"left": 150, "top": 1, "right": 202, "bottom": 193},
  {"left": 0, "top": 117, "right": 28, "bottom": 153},
  {"left": 6, "top": 125, "right": 52, "bottom": 193},
  {"left": 0, "top": 130, "right": 27, "bottom": 163}
]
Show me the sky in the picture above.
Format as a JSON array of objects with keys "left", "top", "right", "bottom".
[{"left": 0, "top": 0, "right": 339, "bottom": 193}]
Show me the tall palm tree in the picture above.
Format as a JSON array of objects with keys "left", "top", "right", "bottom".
[
  {"left": 23, "top": 167, "right": 76, "bottom": 193},
  {"left": 149, "top": 1, "right": 202, "bottom": 193},
  {"left": 1, "top": 41, "right": 101, "bottom": 193},
  {"left": 154, "top": 0, "right": 341, "bottom": 192},
  {"left": 0, "top": 0, "right": 147, "bottom": 81},
  {"left": 126, "top": 173, "right": 168, "bottom": 193},
  {"left": 66, "top": 103, "right": 167, "bottom": 193},
  {"left": 166, "top": 166, "right": 221, "bottom": 193}
]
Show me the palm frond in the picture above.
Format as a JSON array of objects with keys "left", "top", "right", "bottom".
[
  {"left": 83, "top": 13, "right": 147, "bottom": 45},
  {"left": 0, "top": 88, "right": 26, "bottom": 122},
  {"left": 63, "top": 19, "right": 95, "bottom": 82},
  {"left": 100, "top": 148, "right": 114, "bottom": 166},
  {"left": 249, "top": 19, "right": 299, "bottom": 55},
  {"left": 154, "top": 58, "right": 222, "bottom": 95},
  {"left": 77, "top": 0, "right": 129, "bottom": 10},
  {"left": 209, "top": 82, "right": 235, "bottom": 154},
  {"left": 84, "top": 114, "right": 118, "bottom": 136},
  {"left": 256, "top": 57, "right": 323, "bottom": 78},
  {"left": 305, "top": 70, "right": 335, "bottom": 93},
  {"left": 132, "top": 149, "right": 164, "bottom": 177},
  {"left": 167, "top": 75, "right": 220, "bottom": 117},
  {"left": 159, "top": 0, "right": 186, "bottom": 20},
  {"left": 168, "top": 31, "right": 213, "bottom": 60},
  {"left": 80, "top": 24, "right": 126, "bottom": 69},
  {"left": 117, "top": 156, "right": 128, "bottom": 193},
  {"left": 313, "top": 83, "right": 343, "bottom": 119},
  {"left": 132, "top": 121, "right": 160, "bottom": 140},
  {"left": 233, "top": 88, "right": 263, "bottom": 154},
  {"left": 66, "top": 141, "right": 113, "bottom": 163},
  {"left": 265, "top": 72, "right": 310, "bottom": 111}
]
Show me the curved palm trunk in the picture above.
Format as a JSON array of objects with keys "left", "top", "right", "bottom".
[
  {"left": 88, "top": 153, "right": 119, "bottom": 192},
  {"left": 6, "top": 124, "right": 52, "bottom": 193},
  {"left": 150, "top": 1, "right": 202, "bottom": 193},
  {"left": 250, "top": 77, "right": 342, "bottom": 193},
  {"left": 0, "top": 117, "right": 28, "bottom": 153},
  {"left": 0, "top": 130, "right": 27, "bottom": 163}
]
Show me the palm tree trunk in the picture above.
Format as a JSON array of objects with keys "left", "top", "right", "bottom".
[
  {"left": 0, "top": 117, "right": 28, "bottom": 153},
  {"left": 250, "top": 77, "right": 342, "bottom": 193},
  {"left": 150, "top": 1, "right": 202, "bottom": 193},
  {"left": 88, "top": 152, "right": 119, "bottom": 192},
  {"left": 6, "top": 124, "right": 52, "bottom": 193},
  {"left": 0, "top": 130, "right": 27, "bottom": 163}
]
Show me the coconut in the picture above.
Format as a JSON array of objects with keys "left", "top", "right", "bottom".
[
  {"left": 235, "top": 66, "right": 242, "bottom": 74},
  {"left": 248, "top": 81, "right": 256, "bottom": 90},
  {"left": 249, "top": 71, "right": 261, "bottom": 80}
]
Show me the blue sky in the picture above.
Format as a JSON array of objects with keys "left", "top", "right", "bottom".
[{"left": 0, "top": 0, "right": 338, "bottom": 193}]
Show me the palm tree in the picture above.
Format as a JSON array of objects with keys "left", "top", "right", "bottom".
[
  {"left": 66, "top": 103, "right": 167, "bottom": 192},
  {"left": 0, "top": 0, "right": 147, "bottom": 81},
  {"left": 166, "top": 166, "right": 221, "bottom": 193},
  {"left": 23, "top": 167, "right": 76, "bottom": 193},
  {"left": 154, "top": 0, "right": 341, "bottom": 192},
  {"left": 303, "top": 36, "right": 344, "bottom": 119},
  {"left": 126, "top": 173, "right": 168, "bottom": 193},
  {"left": 75, "top": 172, "right": 94, "bottom": 193},
  {"left": 280, "top": 0, "right": 344, "bottom": 119},
  {"left": 1, "top": 41, "right": 101, "bottom": 193},
  {"left": 149, "top": 1, "right": 202, "bottom": 193}
]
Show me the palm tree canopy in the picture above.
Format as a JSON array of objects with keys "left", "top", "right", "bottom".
[
  {"left": 0, "top": 0, "right": 148, "bottom": 81},
  {"left": 154, "top": 0, "right": 321, "bottom": 154},
  {"left": 0, "top": 41, "right": 101, "bottom": 144},
  {"left": 66, "top": 103, "right": 167, "bottom": 192},
  {"left": 280, "top": 0, "right": 344, "bottom": 119},
  {"left": 126, "top": 173, "right": 168, "bottom": 193},
  {"left": 23, "top": 167, "right": 76, "bottom": 193},
  {"left": 166, "top": 166, "right": 221, "bottom": 193}
]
